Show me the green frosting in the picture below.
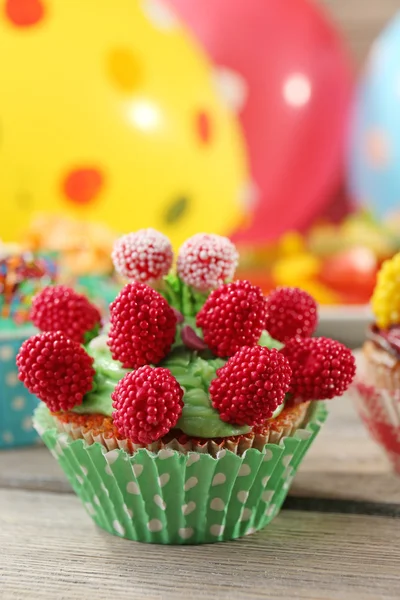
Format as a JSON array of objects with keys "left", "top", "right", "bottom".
[
  {"left": 161, "top": 347, "right": 251, "bottom": 438},
  {"left": 258, "top": 330, "right": 284, "bottom": 350},
  {"left": 74, "top": 329, "right": 286, "bottom": 438},
  {"left": 73, "top": 335, "right": 129, "bottom": 416}
]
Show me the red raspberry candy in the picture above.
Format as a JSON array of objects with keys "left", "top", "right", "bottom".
[
  {"left": 210, "top": 346, "right": 292, "bottom": 426},
  {"left": 108, "top": 282, "right": 177, "bottom": 369},
  {"left": 281, "top": 337, "right": 356, "bottom": 401},
  {"left": 112, "top": 366, "right": 184, "bottom": 444},
  {"left": 177, "top": 233, "right": 238, "bottom": 291},
  {"left": 30, "top": 285, "right": 101, "bottom": 344},
  {"left": 112, "top": 228, "right": 173, "bottom": 283},
  {"left": 196, "top": 280, "right": 266, "bottom": 357},
  {"left": 16, "top": 331, "right": 95, "bottom": 412},
  {"left": 265, "top": 287, "right": 318, "bottom": 343}
]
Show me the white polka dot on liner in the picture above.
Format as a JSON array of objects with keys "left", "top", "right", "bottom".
[
  {"left": 237, "top": 491, "right": 249, "bottom": 504},
  {"left": 179, "top": 527, "right": 194, "bottom": 540},
  {"left": 105, "top": 449, "right": 120, "bottom": 464},
  {"left": 263, "top": 450, "right": 273, "bottom": 462},
  {"left": 282, "top": 454, "right": 293, "bottom": 467},
  {"left": 58, "top": 434, "right": 69, "bottom": 449},
  {"left": 76, "top": 475, "right": 84, "bottom": 485},
  {"left": 93, "top": 495, "right": 101, "bottom": 506},
  {"left": 132, "top": 464, "right": 143, "bottom": 477},
  {"left": 182, "top": 501, "right": 196, "bottom": 516},
  {"left": 85, "top": 503, "right": 96, "bottom": 517},
  {"left": 186, "top": 453, "right": 200, "bottom": 467},
  {"left": 210, "top": 524, "right": 225, "bottom": 536},
  {"left": 113, "top": 520, "right": 125, "bottom": 536},
  {"left": 154, "top": 495, "right": 167, "bottom": 510},
  {"left": 123, "top": 504, "right": 133, "bottom": 518},
  {"left": 262, "top": 490, "right": 274, "bottom": 503},
  {"left": 262, "top": 476, "right": 270, "bottom": 487},
  {"left": 158, "top": 448, "right": 174, "bottom": 460},
  {"left": 101, "top": 484, "right": 110, "bottom": 497},
  {"left": 240, "top": 508, "right": 252, "bottom": 522},
  {"left": 283, "top": 467, "right": 293, "bottom": 479},
  {"left": 265, "top": 504, "right": 277, "bottom": 517},
  {"left": 127, "top": 481, "right": 140, "bottom": 495},
  {"left": 238, "top": 464, "right": 251, "bottom": 476},
  {"left": 158, "top": 473, "right": 170, "bottom": 488},
  {"left": 184, "top": 477, "right": 198, "bottom": 491},
  {"left": 212, "top": 473, "right": 226, "bottom": 486},
  {"left": 147, "top": 519, "right": 163, "bottom": 532},
  {"left": 210, "top": 498, "right": 225, "bottom": 511}
]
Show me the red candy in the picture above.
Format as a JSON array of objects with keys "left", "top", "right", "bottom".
[
  {"left": 196, "top": 280, "right": 266, "bottom": 357},
  {"left": 265, "top": 287, "right": 318, "bottom": 343},
  {"left": 108, "top": 282, "right": 177, "bottom": 369},
  {"left": 112, "top": 229, "right": 173, "bottom": 283},
  {"left": 30, "top": 285, "right": 102, "bottom": 344},
  {"left": 112, "top": 366, "right": 184, "bottom": 444},
  {"left": 210, "top": 346, "right": 292, "bottom": 426},
  {"left": 16, "top": 331, "right": 95, "bottom": 412},
  {"left": 177, "top": 233, "right": 238, "bottom": 291},
  {"left": 281, "top": 336, "right": 356, "bottom": 401}
]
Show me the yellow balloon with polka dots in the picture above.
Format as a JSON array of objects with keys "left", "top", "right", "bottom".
[{"left": 0, "top": 0, "right": 248, "bottom": 248}]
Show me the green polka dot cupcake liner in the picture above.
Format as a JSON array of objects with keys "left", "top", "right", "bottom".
[
  {"left": 33, "top": 401, "right": 327, "bottom": 544},
  {"left": 0, "top": 330, "right": 40, "bottom": 449}
]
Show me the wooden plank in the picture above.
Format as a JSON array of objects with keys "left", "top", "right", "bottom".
[
  {"left": 1, "top": 488, "right": 399, "bottom": 600},
  {"left": 2, "top": 390, "right": 400, "bottom": 506}
]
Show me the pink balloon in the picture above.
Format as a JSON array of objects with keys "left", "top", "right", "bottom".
[{"left": 168, "top": 0, "right": 353, "bottom": 243}]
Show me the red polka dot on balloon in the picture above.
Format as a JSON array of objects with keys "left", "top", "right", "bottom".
[
  {"left": 63, "top": 168, "right": 104, "bottom": 205},
  {"left": 196, "top": 111, "right": 212, "bottom": 145},
  {"left": 5, "top": 0, "right": 45, "bottom": 27}
]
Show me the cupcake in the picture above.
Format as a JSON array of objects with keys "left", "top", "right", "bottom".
[
  {"left": 18, "top": 230, "right": 356, "bottom": 543},
  {"left": 352, "top": 252, "right": 400, "bottom": 472},
  {"left": 0, "top": 249, "right": 56, "bottom": 448}
]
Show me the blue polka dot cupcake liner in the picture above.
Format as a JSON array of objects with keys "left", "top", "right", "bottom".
[
  {"left": 0, "top": 330, "right": 41, "bottom": 449},
  {"left": 33, "top": 401, "right": 327, "bottom": 544}
]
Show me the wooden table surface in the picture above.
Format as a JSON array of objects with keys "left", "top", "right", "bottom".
[{"left": 1, "top": 379, "right": 400, "bottom": 600}]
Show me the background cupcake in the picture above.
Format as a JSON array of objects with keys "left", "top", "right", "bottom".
[
  {"left": 352, "top": 252, "right": 400, "bottom": 472},
  {"left": 0, "top": 247, "right": 56, "bottom": 448},
  {"left": 19, "top": 230, "right": 355, "bottom": 543}
]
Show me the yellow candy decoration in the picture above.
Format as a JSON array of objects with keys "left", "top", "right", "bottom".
[
  {"left": 0, "top": 0, "right": 247, "bottom": 248},
  {"left": 372, "top": 253, "right": 400, "bottom": 329}
]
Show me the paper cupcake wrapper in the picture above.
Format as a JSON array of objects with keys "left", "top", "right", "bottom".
[
  {"left": 34, "top": 402, "right": 327, "bottom": 544},
  {"left": 52, "top": 402, "right": 310, "bottom": 457},
  {"left": 350, "top": 380, "right": 400, "bottom": 474},
  {"left": 0, "top": 331, "right": 40, "bottom": 449}
]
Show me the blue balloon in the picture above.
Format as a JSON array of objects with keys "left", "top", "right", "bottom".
[{"left": 349, "top": 13, "right": 400, "bottom": 218}]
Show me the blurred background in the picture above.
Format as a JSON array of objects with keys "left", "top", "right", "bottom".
[{"left": 1, "top": 0, "right": 400, "bottom": 339}]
